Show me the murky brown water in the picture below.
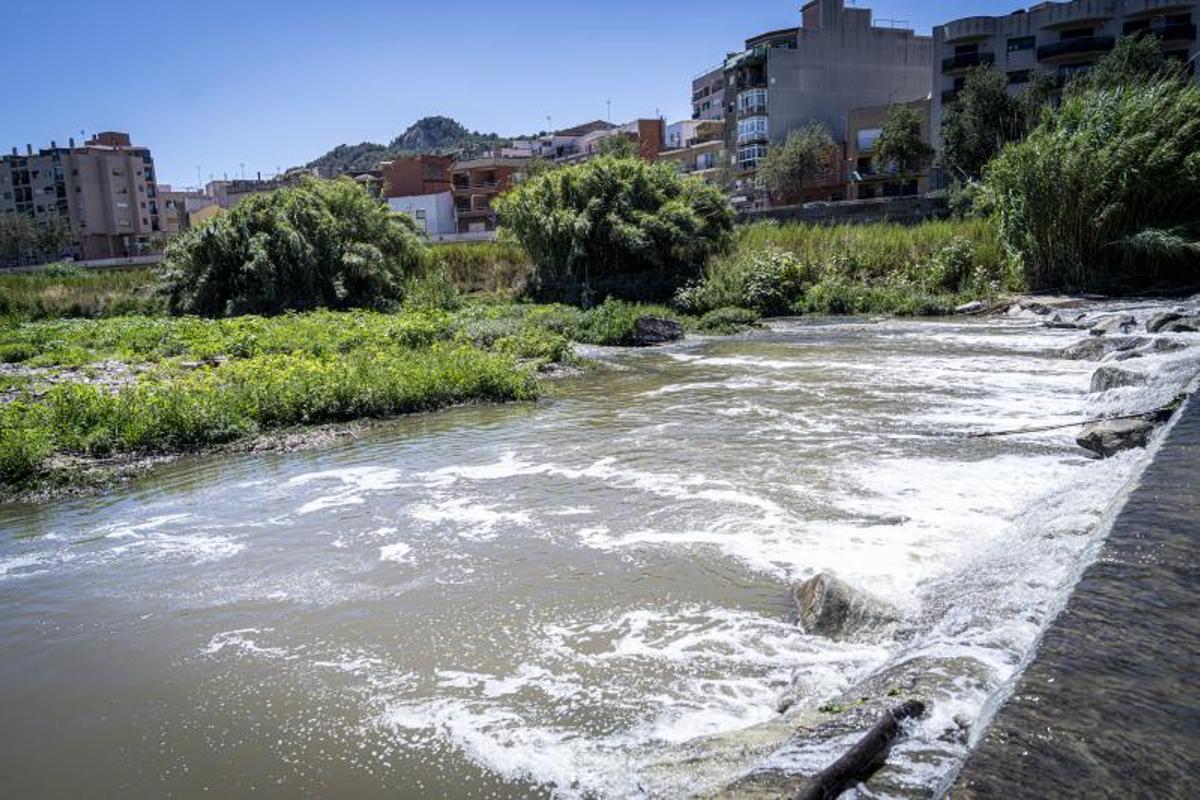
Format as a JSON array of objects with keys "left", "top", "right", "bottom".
[{"left": 1, "top": 305, "right": 1197, "bottom": 799}]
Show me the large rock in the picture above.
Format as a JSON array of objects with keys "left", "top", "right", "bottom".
[
  {"left": 1077, "top": 418, "right": 1155, "bottom": 458},
  {"left": 632, "top": 317, "right": 684, "bottom": 346},
  {"left": 1160, "top": 316, "right": 1200, "bottom": 333},
  {"left": 1090, "top": 365, "right": 1148, "bottom": 393},
  {"left": 1146, "top": 312, "right": 1184, "bottom": 333},
  {"left": 1153, "top": 337, "right": 1189, "bottom": 354},
  {"left": 1089, "top": 315, "right": 1138, "bottom": 337},
  {"left": 955, "top": 301, "right": 987, "bottom": 315},
  {"left": 793, "top": 573, "right": 899, "bottom": 640},
  {"left": 1060, "top": 336, "right": 1146, "bottom": 361}
]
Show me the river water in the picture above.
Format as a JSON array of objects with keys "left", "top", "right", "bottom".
[{"left": 1, "top": 305, "right": 1197, "bottom": 799}]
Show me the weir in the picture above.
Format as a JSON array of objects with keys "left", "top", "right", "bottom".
[{"left": 948, "top": 394, "right": 1200, "bottom": 798}]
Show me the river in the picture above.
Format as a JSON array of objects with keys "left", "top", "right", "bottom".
[{"left": 1, "top": 304, "right": 1197, "bottom": 799}]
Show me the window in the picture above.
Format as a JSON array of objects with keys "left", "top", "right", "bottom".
[
  {"left": 737, "top": 143, "right": 769, "bottom": 169},
  {"left": 1007, "top": 36, "right": 1035, "bottom": 53},
  {"left": 856, "top": 127, "right": 882, "bottom": 152},
  {"left": 737, "top": 116, "right": 769, "bottom": 144},
  {"left": 1008, "top": 69, "right": 1032, "bottom": 84},
  {"left": 1060, "top": 27, "right": 1093, "bottom": 40},
  {"left": 955, "top": 43, "right": 979, "bottom": 55},
  {"left": 737, "top": 89, "right": 768, "bottom": 112}
]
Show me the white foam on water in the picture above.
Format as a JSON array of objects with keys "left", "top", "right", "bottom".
[
  {"left": 408, "top": 498, "right": 531, "bottom": 541},
  {"left": 202, "top": 628, "right": 293, "bottom": 660},
  {"left": 379, "top": 543, "right": 413, "bottom": 563},
  {"left": 286, "top": 466, "right": 409, "bottom": 515},
  {"left": 0, "top": 552, "right": 52, "bottom": 580}
]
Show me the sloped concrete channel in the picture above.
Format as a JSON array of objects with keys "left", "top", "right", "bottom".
[{"left": 948, "top": 395, "right": 1200, "bottom": 798}]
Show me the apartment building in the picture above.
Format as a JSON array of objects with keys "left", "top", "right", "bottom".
[
  {"left": 657, "top": 120, "right": 726, "bottom": 182},
  {"left": 846, "top": 97, "right": 934, "bottom": 200},
  {"left": 933, "top": 0, "right": 1199, "bottom": 150},
  {"left": 719, "top": 0, "right": 932, "bottom": 206},
  {"left": 691, "top": 66, "right": 727, "bottom": 121},
  {"left": 0, "top": 132, "right": 165, "bottom": 260},
  {"left": 380, "top": 155, "right": 452, "bottom": 198},
  {"left": 157, "top": 185, "right": 214, "bottom": 234},
  {"left": 449, "top": 156, "right": 525, "bottom": 233}
]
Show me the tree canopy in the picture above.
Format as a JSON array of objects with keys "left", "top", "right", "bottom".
[
  {"left": 940, "top": 67, "right": 1052, "bottom": 181},
  {"left": 874, "top": 104, "right": 935, "bottom": 179},
  {"left": 158, "top": 178, "right": 427, "bottom": 316},
  {"left": 494, "top": 155, "right": 734, "bottom": 305},
  {"left": 758, "top": 122, "right": 836, "bottom": 203}
]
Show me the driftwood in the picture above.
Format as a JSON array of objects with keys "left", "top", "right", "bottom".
[{"left": 791, "top": 700, "right": 926, "bottom": 800}]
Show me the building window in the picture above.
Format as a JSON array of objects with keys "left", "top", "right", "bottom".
[
  {"left": 737, "top": 116, "right": 769, "bottom": 144},
  {"left": 737, "top": 143, "right": 769, "bottom": 169},
  {"left": 737, "top": 88, "right": 768, "bottom": 113},
  {"left": 1007, "top": 35, "right": 1036, "bottom": 53},
  {"left": 856, "top": 127, "right": 882, "bottom": 152},
  {"left": 1008, "top": 69, "right": 1032, "bottom": 84},
  {"left": 1060, "top": 27, "right": 1094, "bottom": 40}
]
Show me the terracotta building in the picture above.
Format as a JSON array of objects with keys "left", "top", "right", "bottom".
[
  {"left": 381, "top": 155, "right": 453, "bottom": 198},
  {"left": 449, "top": 156, "right": 525, "bottom": 233}
]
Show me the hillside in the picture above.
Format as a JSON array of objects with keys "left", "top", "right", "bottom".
[{"left": 307, "top": 116, "right": 510, "bottom": 175}]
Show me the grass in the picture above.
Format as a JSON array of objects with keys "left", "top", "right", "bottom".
[
  {"left": 677, "top": 218, "right": 1015, "bottom": 317},
  {"left": 428, "top": 241, "right": 532, "bottom": 296},
  {"left": 0, "top": 298, "right": 692, "bottom": 490},
  {"left": 0, "top": 267, "right": 162, "bottom": 321}
]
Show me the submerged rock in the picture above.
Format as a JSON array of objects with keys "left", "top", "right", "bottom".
[
  {"left": 793, "top": 573, "right": 899, "bottom": 640},
  {"left": 1077, "top": 418, "right": 1155, "bottom": 458},
  {"left": 1090, "top": 365, "right": 1148, "bottom": 393},
  {"left": 1060, "top": 336, "right": 1146, "bottom": 361},
  {"left": 1153, "top": 338, "right": 1189, "bottom": 353},
  {"left": 1160, "top": 316, "right": 1200, "bottom": 333},
  {"left": 1089, "top": 315, "right": 1138, "bottom": 337},
  {"left": 633, "top": 317, "right": 684, "bottom": 346},
  {"left": 1146, "top": 312, "right": 1184, "bottom": 334}
]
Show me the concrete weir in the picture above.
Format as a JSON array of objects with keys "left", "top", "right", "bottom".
[{"left": 948, "top": 395, "right": 1200, "bottom": 798}]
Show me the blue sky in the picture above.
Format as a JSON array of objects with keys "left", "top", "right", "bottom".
[{"left": 6, "top": 0, "right": 1020, "bottom": 187}]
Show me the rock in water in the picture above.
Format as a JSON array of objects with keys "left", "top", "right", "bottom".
[
  {"left": 1090, "top": 365, "right": 1148, "bottom": 393},
  {"left": 1154, "top": 338, "right": 1189, "bottom": 353},
  {"left": 633, "top": 317, "right": 684, "bottom": 346},
  {"left": 1146, "top": 312, "right": 1184, "bottom": 333},
  {"left": 793, "top": 573, "right": 898, "bottom": 640},
  {"left": 1059, "top": 336, "right": 1146, "bottom": 361},
  {"left": 1089, "top": 315, "right": 1138, "bottom": 337},
  {"left": 954, "top": 301, "right": 986, "bottom": 315},
  {"left": 1160, "top": 316, "right": 1200, "bottom": 333},
  {"left": 1077, "top": 419, "right": 1155, "bottom": 458}
]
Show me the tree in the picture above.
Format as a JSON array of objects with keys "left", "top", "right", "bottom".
[
  {"left": 940, "top": 67, "right": 1036, "bottom": 181},
  {"left": 873, "top": 104, "right": 935, "bottom": 179},
  {"left": 986, "top": 77, "right": 1200, "bottom": 292},
  {"left": 1079, "top": 33, "right": 1186, "bottom": 91},
  {"left": 158, "top": 177, "right": 428, "bottom": 316},
  {"left": 0, "top": 213, "right": 36, "bottom": 264},
  {"left": 494, "top": 155, "right": 734, "bottom": 305},
  {"left": 757, "top": 122, "right": 836, "bottom": 204},
  {"left": 595, "top": 135, "right": 637, "bottom": 159}
]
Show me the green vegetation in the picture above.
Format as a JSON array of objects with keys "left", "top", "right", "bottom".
[
  {"left": 0, "top": 214, "right": 71, "bottom": 266},
  {"left": 940, "top": 66, "right": 1053, "bottom": 182},
  {"left": 758, "top": 122, "right": 837, "bottom": 204},
  {"left": 494, "top": 155, "right": 734, "bottom": 305},
  {"left": 158, "top": 178, "right": 426, "bottom": 316},
  {"left": 428, "top": 241, "right": 532, "bottom": 295},
  {"left": 677, "top": 219, "right": 1010, "bottom": 317},
  {"left": 0, "top": 267, "right": 162, "bottom": 321},
  {"left": 986, "top": 77, "right": 1200, "bottom": 292},
  {"left": 307, "top": 116, "right": 510, "bottom": 175},
  {"left": 696, "top": 307, "right": 762, "bottom": 335},
  {"left": 874, "top": 104, "right": 936, "bottom": 180}
]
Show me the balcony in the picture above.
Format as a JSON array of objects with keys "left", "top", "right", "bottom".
[
  {"left": 737, "top": 103, "right": 769, "bottom": 119},
  {"left": 1037, "top": 36, "right": 1115, "bottom": 62},
  {"left": 941, "top": 52, "right": 994, "bottom": 73},
  {"left": 1157, "top": 22, "right": 1198, "bottom": 42}
]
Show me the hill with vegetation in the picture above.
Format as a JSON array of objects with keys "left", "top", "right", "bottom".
[{"left": 306, "top": 116, "right": 511, "bottom": 175}]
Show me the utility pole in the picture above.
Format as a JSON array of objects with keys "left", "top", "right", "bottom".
[
  {"left": 239, "top": 162, "right": 246, "bottom": 180},
  {"left": 606, "top": 100, "right": 611, "bottom": 122}
]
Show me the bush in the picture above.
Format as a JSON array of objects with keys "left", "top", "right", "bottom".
[
  {"left": 0, "top": 343, "right": 35, "bottom": 363},
  {"left": 494, "top": 327, "right": 573, "bottom": 365},
  {"left": 986, "top": 78, "right": 1200, "bottom": 291},
  {"left": 403, "top": 267, "right": 461, "bottom": 311},
  {"left": 697, "top": 307, "right": 761, "bottom": 335},
  {"left": 574, "top": 299, "right": 682, "bottom": 346},
  {"left": 494, "top": 156, "right": 734, "bottom": 305},
  {"left": 39, "top": 261, "right": 88, "bottom": 278},
  {"left": 800, "top": 277, "right": 960, "bottom": 317},
  {"left": 158, "top": 178, "right": 427, "bottom": 316}
]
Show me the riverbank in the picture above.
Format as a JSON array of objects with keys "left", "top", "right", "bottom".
[{"left": 0, "top": 300, "right": 702, "bottom": 500}]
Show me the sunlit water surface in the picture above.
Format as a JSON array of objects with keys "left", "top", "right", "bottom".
[{"left": 2, "top": 305, "right": 1197, "bottom": 799}]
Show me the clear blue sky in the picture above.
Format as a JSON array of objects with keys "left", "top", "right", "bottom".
[{"left": 5, "top": 0, "right": 1020, "bottom": 187}]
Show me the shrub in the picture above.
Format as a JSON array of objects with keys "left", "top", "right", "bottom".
[
  {"left": 986, "top": 78, "right": 1200, "bottom": 291},
  {"left": 0, "top": 343, "right": 34, "bottom": 364},
  {"left": 494, "top": 156, "right": 734, "bottom": 305},
  {"left": 403, "top": 266, "right": 461, "bottom": 311},
  {"left": 158, "top": 178, "right": 427, "bottom": 316},
  {"left": 697, "top": 307, "right": 761, "bottom": 335},
  {"left": 39, "top": 261, "right": 88, "bottom": 278},
  {"left": 574, "top": 299, "right": 682, "bottom": 346},
  {"left": 494, "top": 327, "right": 573, "bottom": 364}
]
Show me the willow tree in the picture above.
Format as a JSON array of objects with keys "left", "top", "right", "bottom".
[
  {"left": 494, "top": 155, "right": 734, "bottom": 305},
  {"left": 158, "top": 177, "right": 427, "bottom": 316}
]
